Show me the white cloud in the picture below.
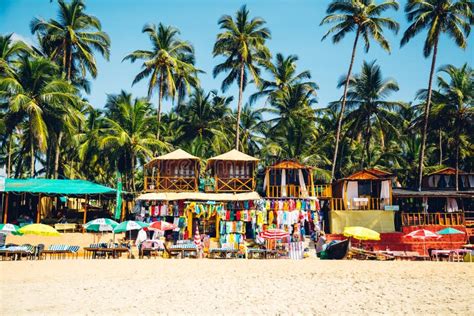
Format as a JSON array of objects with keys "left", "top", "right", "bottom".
[{"left": 10, "top": 33, "right": 35, "bottom": 48}]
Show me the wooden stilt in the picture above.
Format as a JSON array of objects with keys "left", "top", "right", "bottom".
[
  {"left": 3, "top": 193, "right": 9, "bottom": 223},
  {"left": 36, "top": 194, "right": 42, "bottom": 223}
]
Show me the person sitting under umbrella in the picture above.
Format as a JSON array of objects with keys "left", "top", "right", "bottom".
[{"left": 136, "top": 227, "right": 148, "bottom": 253}]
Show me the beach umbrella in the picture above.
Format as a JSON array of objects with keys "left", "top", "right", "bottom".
[
  {"left": 18, "top": 224, "right": 61, "bottom": 236},
  {"left": 404, "top": 229, "right": 440, "bottom": 257},
  {"left": 83, "top": 218, "right": 118, "bottom": 232},
  {"left": 0, "top": 223, "right": 23, "bottom": 235},
  {"left": 194, "top": 226, "right": 202, "bottom": 249},
  {"left": 436, "top": 227, "right": 464, "bottom": 235},
  {"left": 148, "top": 221, "right": 177, "bottom": 231},
  {"left": 343, "top": 226, "right": 380, "bottom": 241},
  {"left": 404, "top": 229, "right": 440, "bottom": 239},
  {"left": 113, "top": 220, "right": 148, "bottom": 233},
  {"left": 259, "top": 229, "right": 290, "bottom": 240}
]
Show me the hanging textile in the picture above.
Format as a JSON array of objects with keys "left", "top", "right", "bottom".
[
  {"left": 447, "top": 198, "right": 458, "bottom": 213},
  {"left": 281, "top": 169, "right": 287, "bottom": 197},
  {"left": 422, "top": 197, "right": 428, "bottom": 213},
  {"left": 380, "top": 180, "right": 390, "bottom": 206},
  {"left": 434, "top": 175, "right": 441, "bottom": 188},
  {"left": 346, "top": 181, "right": 358, "bottom": 209},
  {"left": 298, "top": 169, "right": 308, "bottom": 198},
  {"left": 444, "top": 175, "right": 451, "bottom": 188}
]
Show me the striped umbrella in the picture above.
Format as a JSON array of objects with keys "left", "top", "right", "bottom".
[
  {"left": 259, "top": 229, "right": 290, "bottom": 240},
  {"left": 83, "top": 218, "right": 118, "bottom": 232},
  {"left": 0, "top": 223, "right": 22, "bottom": 235},
  {"left": 404, "top": 229, "right": 440, "bottom": 240},
  {"left": 194, "top": 227, "right": 202, "bottom": 250},
  {"left": 148, "top": 221, "right": 177, "bottom": 231},
  {"left": 113, "top": 221, "right": 149, "bottom": 233}
]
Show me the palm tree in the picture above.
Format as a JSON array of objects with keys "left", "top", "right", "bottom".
[
  {"left": 238, "top": 104, "right": 265, "bottom": 156},
  {"left": 320, "top": 0, "right": 400, "bottom": 179},
  {"left": 30, "top": 0, "right": 110, "bottom": 81},
  {"left": 0, "top": 34, "right": 31, "bottom": 76},
  {"left": 400, "top": 0, "right": 473, "bottom": 190},
  {"left": 331, "top": 60, "right": 405, "bottom": 168},
  {"left": 250, "top": 53, "right": 318, "bottom": 105},
  {"left": 123, "top": 23, "right": 200, "bottom": 141},
  {"left": 0, "top": 56, "right": 79, "bottom": 177},
  {"left": 432, "top": 64, "right": 473, "bottom": 190},
  {"left": 213, "top": 5, "right": 271, "bottom": 150},
  {"left": 100, "top": 91, "right": 167, "bottom": 191}
]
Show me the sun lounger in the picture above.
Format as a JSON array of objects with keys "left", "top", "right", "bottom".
[
  {"left": 163, "top": 243, "right": 181, "bottom": 259},
  {"left": 67, "top": 246, "right": 80, "bottom": 259},
  {"left": 42, "top": 244, "right": 70, "bottom": 259},
  {"left": 0, "top": 245, "right": 34, "bottom": 260},
  {"left": 168, "top": 243, "right": 198, "bottom": 258}
]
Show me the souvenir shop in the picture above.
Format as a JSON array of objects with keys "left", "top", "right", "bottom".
[{"left": 134, "top": 193, "right": 323, "bottom": 246}]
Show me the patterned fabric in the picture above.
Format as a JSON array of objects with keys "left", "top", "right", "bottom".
[
  {"left": 6, "top": 245, "right": 33, "bottom": 253},
  {"left": 68, "top": 246, "right": 80, "bottom": 253},
  {"left": 210, "top": 248, "right": 237, "bottom": 252},
  {"left": 49, "top": 244, "right": 69, "bottom": 251},
  {"left": 170, "top": 244, "right": 197, "bottom": 249}
]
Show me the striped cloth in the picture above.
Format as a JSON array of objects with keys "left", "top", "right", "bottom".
[
  {"left": 170, "top": 244, "right": 197, "bottom": 250},
  {"left": 49, "top": 244, "right": 69, "bottom": 251},
  {"left": 289, "top": 242, "right": 304, "bottom": 260},
  {"left": 210, "top": 248, "right": 237, "bottom": 252},
  {"left": 6, "top": 245, "right": 34, "bottom": 253},
  {"left": 68, "top": 246, "right": 80, "bottom": 253}
]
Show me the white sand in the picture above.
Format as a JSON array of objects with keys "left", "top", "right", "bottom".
[{"left": 1, "top": 259, "right": 472, "bottom": 315}]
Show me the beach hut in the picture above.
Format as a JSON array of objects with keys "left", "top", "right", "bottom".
[
  {"left": 393, "top": 167, "right": 473, "bottom": 234},
  {"left": 263, "top": 160, "right": 331, "bottom": 198},
  {"left": 328, "top": 168, "right": 397, "bottom": 234},
  {"left": 205, "top": 149, "right": 258, "bottom": 193},
  {"left": 144, "top": 149, "right": 200, "bottom": 192},
  {"left": 332, "top": 168, "right": 395, "bottom": 211}
]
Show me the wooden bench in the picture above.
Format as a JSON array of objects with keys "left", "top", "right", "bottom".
[{"left": 54, "top": 223, "right": 78, "bottom": 232}]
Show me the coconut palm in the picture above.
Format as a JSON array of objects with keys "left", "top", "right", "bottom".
[
  {"left": 332, "top": 61, "right": 405, "bottom": 168},
  {"left": 431, "top": 64, "right": 473, "bottom": 190},
  {"left": 400, "top": 0, "right": 473, "bottom": 190},
  {"left": 100, "top": 91, "right": 167, "bottom": 191},
  {"left": 0, "top": 34, "right": 31, "bottom": 76},
  {"left": 123, "top": 23, "right": 200, "bottom": 141},
  {"left": 0, "top": 56, "right": 79, "bottom": 177},
  {"left": 250, "top": 53, "right": 318, "bottom": 105},
  {"left": 213, "top": 5, "right": 271, "bottom": 150},
  {"left": 238, "top": 104, "right": 266, "bottom": 156},
  {"left": 30, "top": 0, "right": 110, "bottom": 81},
  {"left": 320, "top": 0, "right": 400, "bottom": 179}
]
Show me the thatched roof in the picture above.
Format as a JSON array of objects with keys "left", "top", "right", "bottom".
[
  {"left": 146, "top": 149, "right": 199, "bottom": 166},
  {"left": 207, "top": 149, "right": 259, "bottom": 162}
]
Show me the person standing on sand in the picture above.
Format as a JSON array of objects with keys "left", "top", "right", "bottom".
[{"left": 136, "top": 227, "right": 148, "bottom": 253}]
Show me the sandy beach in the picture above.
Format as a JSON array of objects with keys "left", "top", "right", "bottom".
[{"left": 1, "top": 259, "right": 472, "bottom": 315}]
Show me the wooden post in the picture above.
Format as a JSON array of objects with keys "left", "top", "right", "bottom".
[
  {"left": 216, "top": 214, "right": 220, "bottom": 239},
  {"left": 3, "top": 193, "right": 9, "bottom": 223},
  {"left": 36, "top": 194, "right": 42, "bottom": 223},
  {"left": 265, "top": 169, "right": 270, "bottom": 197},
  {"left": 310, "top": 170, "right": 315, "bottom": 197},
  {"left": 83, "top": 195, "right": 89, "bottom": 225},
  {"left": 120, "top": 199, "right": 126, "bottom": 222}
]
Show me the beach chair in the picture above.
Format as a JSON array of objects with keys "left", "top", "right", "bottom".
[
  {"left": 163, "top": 243, "right": 181, "bottom": 259},
  {"left": 67, "top": 246, "right": 80, "bottom": 259}
]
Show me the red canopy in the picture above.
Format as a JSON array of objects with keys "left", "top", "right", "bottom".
[
  {"left": 148, "top": 221, "right": 177, "bottom": 231},
  {"left": 404, "top": 229, "right": 440, "bottom": 240},
  {"left": 259, "top": 229, "right": 290, "bottom": 240}
]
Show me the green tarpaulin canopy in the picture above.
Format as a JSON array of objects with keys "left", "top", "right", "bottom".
[{"left": 1, "top": 178, "right": 116, "bottom": 196}]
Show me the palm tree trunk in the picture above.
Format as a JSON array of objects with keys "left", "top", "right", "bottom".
[
  {"left": 455, "top": 122, "right": 461, "bottom": 191},
  {"left": 67, "top": 47, "right": 73, "bottom": 81},
  {"left": 54, "top": 131, "right": 63, "bottom": 179},
  {"left": 331, "top": 27, "right": 361, "bottom": 180},
  {"left": 438, "top": 129, "right": 442, "bottom": 165},
  {"left": 157, "top": 73, "right": 164, "bottom": 141},
  {"left": 417, "top": 37, "right": 439, "bottom": 191},
  {"left": 131, "top": 150, "right": 136, "bottom": 192},
  {"left": 30, "top": 141, "right": 35, "bottom": 178},
  {"left": 235, "top": 62, "right": 245, "bottom": 150},
  {"left": 361, "top": 116, "right": 371, "bottom": 169},
  {"left": 7, "top": 135, "right": 11, "bottom": 178}
]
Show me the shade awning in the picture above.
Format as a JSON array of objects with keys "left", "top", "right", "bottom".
[
  {"left": 207, "top": 149, "right": 259, "bottom": 162},
  {"left": 1, "top": 178, "right": 116, "bottom": 195},
  {"left": 137, "top": 191, "right": 261, "bottom": 201}
]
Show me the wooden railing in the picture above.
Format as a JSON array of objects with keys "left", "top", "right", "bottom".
[
  {"left": 144, "top": 176, "right": 197, "bottom": 192},
  {"left": 330, "top": 197, "right": 390, "bottom": 211},
  {"left": 401, "top": 212, "right": 465, "bottom": 226},
  {"left": 266, "top": 184, "right": 332, "bottom": 198},
  {"left": 315, "top": 184, "right": 332, "bottom": 198},
  {"left": 215, "top": 177, "right": 254, "bottom": 192}
]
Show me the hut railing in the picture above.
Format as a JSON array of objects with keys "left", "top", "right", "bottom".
[
  {"left": 401, "top": 212, "right": 465, "bottom": 226},
  {"left": 331, "top": 197, "right": 390, "bottom": 211},
  {"left": 215, "top": 177, "right": 254, "bottom": 192},
  {"left": 266, "top": 184, "right": 331, "bottom": 198},
  {"left": 144, "top": 175, "right": 197, "bottom": 192}
]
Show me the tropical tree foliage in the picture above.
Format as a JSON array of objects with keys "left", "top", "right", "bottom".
[{"left": 0, "top": 0, "right": 472, "bottom": 195}]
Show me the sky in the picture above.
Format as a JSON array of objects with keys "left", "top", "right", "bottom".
[{"left": 0, "top": 0, "right": 473, "bottom": 113}]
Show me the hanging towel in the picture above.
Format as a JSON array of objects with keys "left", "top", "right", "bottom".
[
  {"left": 346, "top": 181, "right": 359, "bottom": 209},
  {"left": 298, "top": 169, "right": 308, "bottom": 197},
  {"left": 281, "top": 169, "right": 287, "bottom": 197}
]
